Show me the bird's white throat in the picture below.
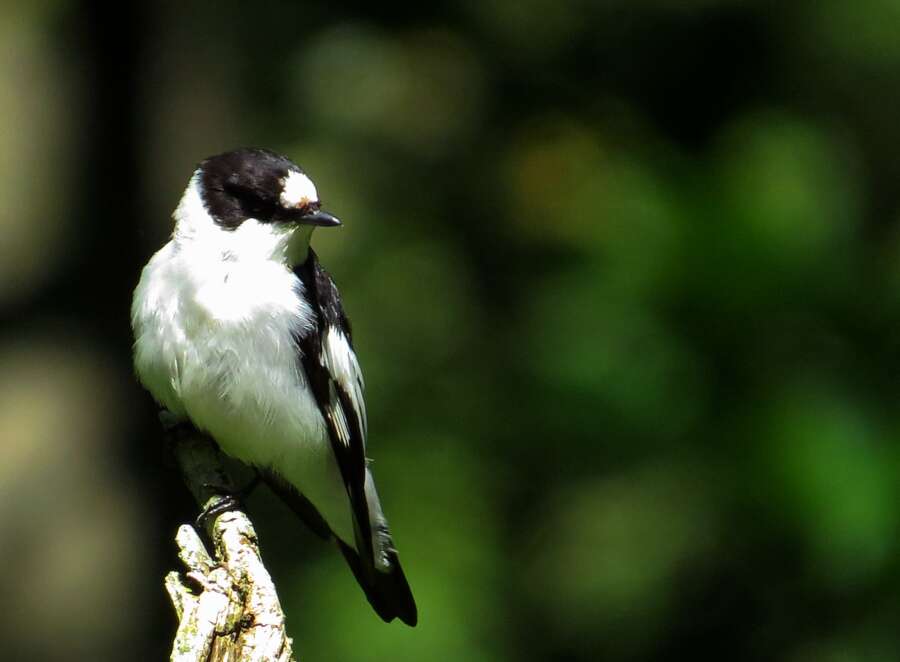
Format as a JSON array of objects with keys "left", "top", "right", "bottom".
[{"left": 172, "top": 173, "right": 313, "bottom": 266}]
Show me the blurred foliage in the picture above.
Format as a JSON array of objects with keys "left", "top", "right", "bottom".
[{"left": 3, "top": 0, "right": 900, "bottom": 660}]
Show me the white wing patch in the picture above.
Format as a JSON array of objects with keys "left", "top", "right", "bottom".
[
  {"left": 321, "top": 326, "right": 368, "bottom": 444},
  {"left": 325, "top": 382, "right": 352, "bottom": 447}
]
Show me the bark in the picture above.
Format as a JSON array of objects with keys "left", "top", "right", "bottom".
[{"left": 163, "top": 424, "right": 296, "bottom": 662}]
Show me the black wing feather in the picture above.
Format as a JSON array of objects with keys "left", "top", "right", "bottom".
[
  {"left": 292, "top": 249, "right": 417, "bottom": 626},
  {"left": 293, "top": 251, "right": 371, "bottom": 548}
]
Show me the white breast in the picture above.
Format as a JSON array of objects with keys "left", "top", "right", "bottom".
[
  {"left": 134, "top": 239, "right": 354, "bottom": 537},
  {"left": 132, "top": 239, "right": 324, "bottom": 465}
]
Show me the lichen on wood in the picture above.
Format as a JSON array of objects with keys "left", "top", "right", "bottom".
[{"left": 163, "top": 424, "right": 296, "bottom": 662}]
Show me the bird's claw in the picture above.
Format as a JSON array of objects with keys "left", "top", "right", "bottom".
[{"left": 195, "top": 494, "right": 242, "bottom": 530}]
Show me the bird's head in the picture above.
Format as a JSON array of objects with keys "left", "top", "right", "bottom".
[
  {"left": 173, "top": 148, "right": 340, "bottom": 263},
  {"left": 199, "top": 148, "right": 340, "bottom": 230}
]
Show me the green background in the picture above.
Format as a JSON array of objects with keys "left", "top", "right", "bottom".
[{"left": 2, "top": 1, "right": 900, "bottom": 660}]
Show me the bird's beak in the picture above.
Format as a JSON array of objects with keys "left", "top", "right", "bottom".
[{"left": 298, "top": 208, "right": 341, "bottom": 227}]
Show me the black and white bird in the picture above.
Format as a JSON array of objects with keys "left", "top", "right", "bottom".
[{"left": 131, "top": 148, "right": 417, "bottom": 626}]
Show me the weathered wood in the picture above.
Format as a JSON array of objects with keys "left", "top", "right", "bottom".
[{"left": 164, "top": 424, "right": 296, "bottom": 662}]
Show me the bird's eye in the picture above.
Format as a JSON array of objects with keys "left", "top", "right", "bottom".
[
  {"left": 225, "top": 182, "right": 276, "bottom": 217},
  {"left": 225, "top": 181, "right": 257, "bottom": 198}
]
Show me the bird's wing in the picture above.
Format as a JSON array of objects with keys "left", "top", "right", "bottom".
[
  {"left": 290, "top": 249, "right": 417, "bottom": 626},
  {"left": 292, "top": 249, "right": 371, "bottom": 549}
]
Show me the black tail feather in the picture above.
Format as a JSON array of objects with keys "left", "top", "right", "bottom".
[
  {"left": 262, "top": 469, "right": 417, "bottom": 626},
  {"left": 337, "top": 539, "right": 418, "bottom": 626}
]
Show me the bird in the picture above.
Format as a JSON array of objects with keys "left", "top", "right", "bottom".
[{"left": 131, "top": 147, "right": 417, "bottom": 626}]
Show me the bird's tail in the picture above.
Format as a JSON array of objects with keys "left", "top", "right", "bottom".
[
  {"left": 262, "top": 465, "right": 417, "bottom": 625},
  {"left": 339, "top": 466, "right": 417, "bottom": 625},
  {"left": 336, "top": 536, "right": 417, "bottom": 626}
]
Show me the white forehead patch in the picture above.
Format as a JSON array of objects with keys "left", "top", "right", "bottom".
[{"left": 280, "top": 170, "right": 318, "bottom": 208}]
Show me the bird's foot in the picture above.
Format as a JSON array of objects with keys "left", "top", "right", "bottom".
[
  {"left": 195, "top": 493, "right": 242, "bottom": 531},
  {"left": 195, "top": 470, "right": 260, "bottom": 530},
  {"left": 200, "top": 470, "right": 261, "bottom": 503}
]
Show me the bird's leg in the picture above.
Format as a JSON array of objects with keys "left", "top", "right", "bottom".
[
  {"left": 196, "top": 466, "right": 242, "bottom": 529},
  {"left": 199, "top": 468, "right": 261, "bottom": 502},
  {"left": 196, "top": 468, "right": 262, "bottom": 530},
  {"left": 159, "top": 411, "right": 261, "bottom": 530},
  {"left": 195, "top": 493, "right": 242, "bottom": 530}
]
